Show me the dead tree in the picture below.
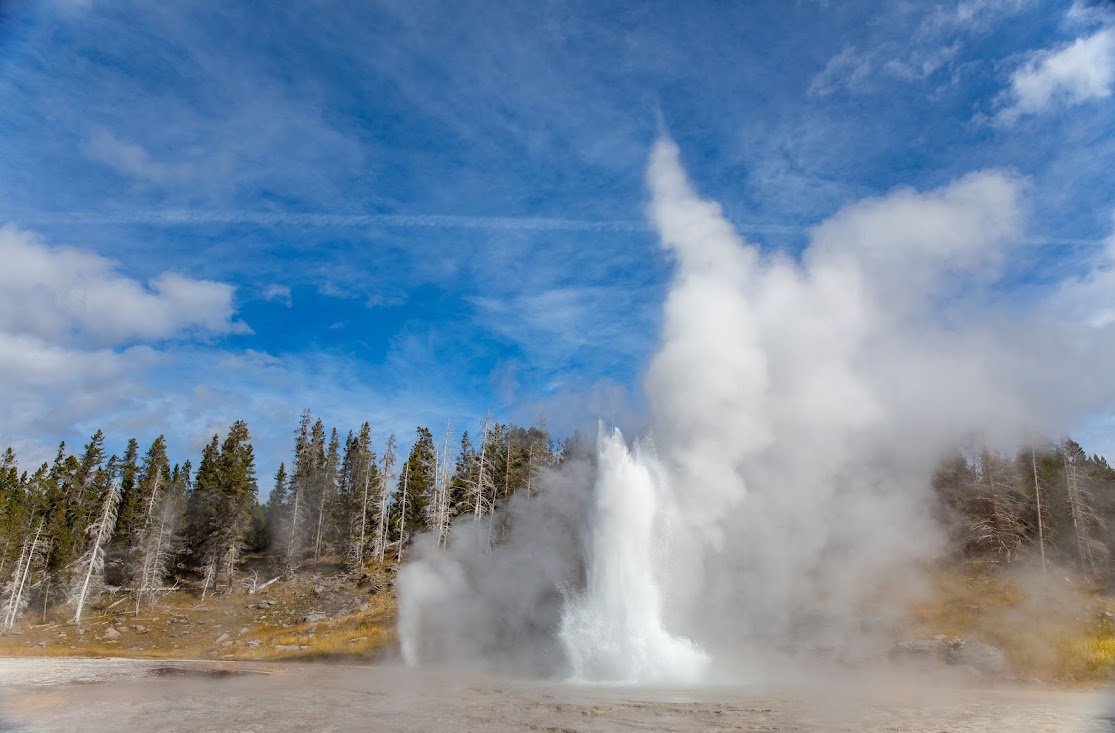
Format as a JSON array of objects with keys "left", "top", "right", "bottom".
[
  {"left": 968, "top": 449, "right": 1027, "bottom": 564},
  {"left": 2, "top": 520, "right": 44, "bottom": 631},
  {"left": 1063, "top": 448, "right": 1107, "bottom": 580},
  {"left": 472, "top": 414, "right": 497, "bottom": 550},
  {"left": 373, "top": 434, "right": 397, "bottom": 563},
  {"left": 396, "top": 462, "right": 410, "bottom": 565},
  {"left": 283, "top": 479, "right": 305, "bottom": 576},
  {"left": 132, "top": 493, "right": 180, "bottom": 614},
  {"left": 355, "top": 437, "right": 375, "bottom": 566},
  {"left": 1031, "top": 445, "right": 1047, "bottom": 573},
  {"left": 431, "top": 420, "right": 454, "bottom": 550},
  {"left": 70, "top": 481, "right": 121, "bottom": 624}
]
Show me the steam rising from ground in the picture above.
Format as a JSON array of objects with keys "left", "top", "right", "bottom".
[{"left": 398, "top": 136, "right": 1115, "bottom": 681}]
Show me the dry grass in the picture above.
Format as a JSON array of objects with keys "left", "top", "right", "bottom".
[
  {"left": 903, "top": 565, "right": 1115, "bottom": 682},
  {"left": 0, "top": 560, "right": 399, "bottom": 663}
]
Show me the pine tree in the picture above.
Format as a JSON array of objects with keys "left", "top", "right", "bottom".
[
  {"left": 0, "top": 448, "right": 28, "bottom": 576},
  {"left": 204, "top": 421, "right": 258, "bottom": 594},
  {"left": 113, "top": 438, "right": 141, "bottom": 544},
  {"left": 392, "top": 427, "right": 435, "bottom": 556},
  {"left": 127, "top": 436, "right": 177, "bottom": 613},
  {"left": 312, "top": 428, "right": 340, "bottom": 561},
  {"left": 336, "top": 424, "right": 377, "bottom": 571},
  {"left": 183, "top": 435, "right": 221, "bottom": 565},
  {"left": 265, "top": 463, "right": 289, "bottom": 551}
]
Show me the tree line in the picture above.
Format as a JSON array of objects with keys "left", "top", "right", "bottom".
[
  {"left": 3, "top": 416, "right": 1111, "bottom": 629},
  {"left": 0, "top": 411, "right": 574, "bottom": 628},
  {"left": 933, "top": 438, "right": 1114, "bottom": 582}
]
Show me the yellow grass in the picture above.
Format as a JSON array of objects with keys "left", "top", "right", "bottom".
[
  {"left": 902, "top": 566, "right": 1115, "bottom": 682},
  {"left": 0, "top": 560, "right": 399, "bottom": 663}
]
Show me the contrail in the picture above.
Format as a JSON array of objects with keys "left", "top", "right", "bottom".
[{"left": 1, "top": 209, "right": 1106, "bottom": 247}]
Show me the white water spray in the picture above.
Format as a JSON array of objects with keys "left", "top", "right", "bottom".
[
  {"left": 396, "top": 134, "right": 1115, "bottom": 682},
  {"left": 559, "top": 427, "right": 708, "bottom": 684}
]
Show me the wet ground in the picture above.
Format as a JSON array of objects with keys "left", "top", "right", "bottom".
[{"left": 0, "top": 656, "right": 1112, "bottom": 732}]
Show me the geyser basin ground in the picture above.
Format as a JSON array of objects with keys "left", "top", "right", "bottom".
[{"left": 1, "top": 657, "right": 1111, "bottom": 732}]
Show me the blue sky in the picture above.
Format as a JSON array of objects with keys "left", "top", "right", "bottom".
[{"left": 0, "top": 0, "right": 1112, "bottom": 484}]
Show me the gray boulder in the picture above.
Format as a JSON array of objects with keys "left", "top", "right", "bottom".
[{"left": 947, "top": 640, "right": 1007, "bottom": 675}]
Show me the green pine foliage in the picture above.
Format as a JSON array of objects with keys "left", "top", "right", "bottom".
[{"left": 3, "top": 406, "right": 1110, "bottom": 625}]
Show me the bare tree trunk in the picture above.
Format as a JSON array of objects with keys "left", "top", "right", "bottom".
[
  {"left": 433, "top": 420, "right": 453, "bottom": 549},
  {"left": 72, "top": 482, "right": 121, "bottom": 624},
  {"left": 285, "top": 486, "right": 302, "bottom": 575},
  {"left": 200, "top": 560, "right": 216, "bottom": 601},
  {"left": 2, "top": 521, "right": 43, "bottom": 630},
  {"left": 313, "top": 480, "right": 328, "bottom": 562},
  {"left": 1031, "top": 445, "right": 1046, "bottom": 573},
  {"left": 1064, "top": 454, "right": 1099, "bottom": 579},
  {"left": 374, "top": 435, "right": 397, "bottom": 564},
  {"left": 526, "top": 440, "right": 535, "bottom": 498},
  {"left": 473, "top": 415, "right": 493, "bottom": 550},
  {"left": 357, "top": 444, "right": 372, "bottom": 559},
  {"left": 397, "top": 463, "right": 409, "bottom": 565}
]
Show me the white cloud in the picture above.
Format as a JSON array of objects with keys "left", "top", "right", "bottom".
[
  {"left": 80, "top": 128, "right": 174, "bottom": 184},
  {"left": 995, "top": 27, "right": 1115, "bottom": 124},
  {"left": 1051, "top": 227, "right": 1115, "bottom": 328},
  {"left": 217, "top": 348, "right": 283, "bottom": 370},
  {"left": 0, "top": 332, "right": 160, "bottom": 388},
  {"left": 0, "top": 224, "right": 249, "bottom": 347},
  {"left": 951, "top": 0, "right": 1032, "bottom": 29},
  {"left": 0, "top": 225, "right": 250, "bottom": 465},
  {"left": 261, "top": 283, "right": 293, "bottom": 307},
  {"left": 470, "top": 286, "right": 654, "bottom": 364},
  {"left": 808, "top": 46, "right": 874, "bottom": 97},
  {"left": 808, "top": 41, "right": 961, "bottom": 98}
]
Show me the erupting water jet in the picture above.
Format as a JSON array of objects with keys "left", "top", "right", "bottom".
[{"left": 559, "top": 427, "right": 708, "bottom": 684}]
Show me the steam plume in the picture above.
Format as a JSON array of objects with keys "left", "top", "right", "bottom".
[{"left": 397, "top": 135, "right": 1115, "bottom": 680}]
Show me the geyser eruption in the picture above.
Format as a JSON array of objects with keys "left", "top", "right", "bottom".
[
  {"left": 559, "top": 428, "right": 708, "bottom": 684},
  {"left": 397, "top": 134, "right": 1115, "bottom": 681}
]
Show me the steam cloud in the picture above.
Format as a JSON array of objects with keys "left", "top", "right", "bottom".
[{"left": 398, "top": 136, "right": 1115, "bottom": 680}]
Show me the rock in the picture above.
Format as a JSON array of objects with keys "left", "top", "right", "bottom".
[
  {"left": 312, "top": 585, "right": 325, "bottom": 595},
  {"left": 238, "top": 627, "right": 249, "bottom": 636},
  {"left": 214, "top": 633, "right": 231, "bottom": 644},
  {"left": 246, "top": 639, "right": 261, "bottom": 647},
  {"left": 300, "top": 612, "right": 328, "bottom": 624},
  {"left": 103, "top": 627, "right": 122, "bottom": 640},
  {"left": 77, "top": 627, "right": 86, "bottom": 635},
  {"left": 892, "top": 638, "right": 947, "bottom": 661},
  {"left": 947, "top": 640, "right": 1006, "bottom": 675},
  {"left": 275, "top": 644, "right": 301, "bottom": 652}
]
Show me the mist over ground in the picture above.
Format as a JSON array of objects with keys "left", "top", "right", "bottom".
[{"left": 403, "top": 134, "right": 1115, "bottom": 681}]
